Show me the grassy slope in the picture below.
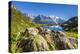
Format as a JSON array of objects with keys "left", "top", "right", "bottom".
[
  {"left": 10, "top": 8, "right": 40, "bottom": 52},
  {"left": 65, "top": 31, "right": 78, "bottom": 39},
  {"left": 11, "top": 8, "right": 39, "bottom": 34},
  {"left": 63, "top": 16, "right": 78, "bottom": 39}
]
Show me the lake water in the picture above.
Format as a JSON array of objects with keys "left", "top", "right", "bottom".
[{"left": 42, "top": 25, "right": 64, "bottom": 31}]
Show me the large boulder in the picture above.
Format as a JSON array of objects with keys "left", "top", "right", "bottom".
[
  {"left": 18, "top": 28, "right": 50, "bottom": 52},
  {"left": 51, "top": 31, "right": 75, "bottom": 49}
]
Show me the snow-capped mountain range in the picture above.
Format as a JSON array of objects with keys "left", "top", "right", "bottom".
[
  {"left": 27, "top": 15, "right": 66, "bottom": 24},
  {"left": 50, "top": 16, "right": 66, "bottom": 24}
]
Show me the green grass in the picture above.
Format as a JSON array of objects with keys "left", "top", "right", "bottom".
[
  {"left": 65, "top": 31, "right": 78, "bottom": 39},
  {"left": 9, "top": 8, "right": 42, "bottom": 53},
  {"left": 11, "top": 8, "right": 40, "bottom": 33}
]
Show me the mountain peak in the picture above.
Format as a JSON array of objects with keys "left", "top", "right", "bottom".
[{"left": 32, "top": 15, "right": 65, "bottom": 24}]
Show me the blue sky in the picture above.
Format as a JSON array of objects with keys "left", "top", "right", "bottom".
[{"left": 11, "top": 1, "right": 78, "bottom": 20}]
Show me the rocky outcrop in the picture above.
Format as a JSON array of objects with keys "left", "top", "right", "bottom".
[
  {"left": 17, "top": 27, "right": 78, "bottom": 52},
  {"left": 51, "top": 31, "right": 75, "bottom": 49}
]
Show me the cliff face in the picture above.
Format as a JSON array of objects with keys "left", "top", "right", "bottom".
[{"left": 15, "top": 27, "right": 77, "bottom": 52}]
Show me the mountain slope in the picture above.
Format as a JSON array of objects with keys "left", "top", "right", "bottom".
[
  {"left": 11, "top": 8, "right": 38, "bottom": 33},
  {"left": 63, "top": 16, "right": 78, "bottom": 31},
  {"left": 9, "top": 8, "right": 40, "bottom": 52}
]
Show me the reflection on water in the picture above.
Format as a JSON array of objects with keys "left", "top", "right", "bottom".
[{"left": 42, "top": 25, "right": 64, "bottom": 31}]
